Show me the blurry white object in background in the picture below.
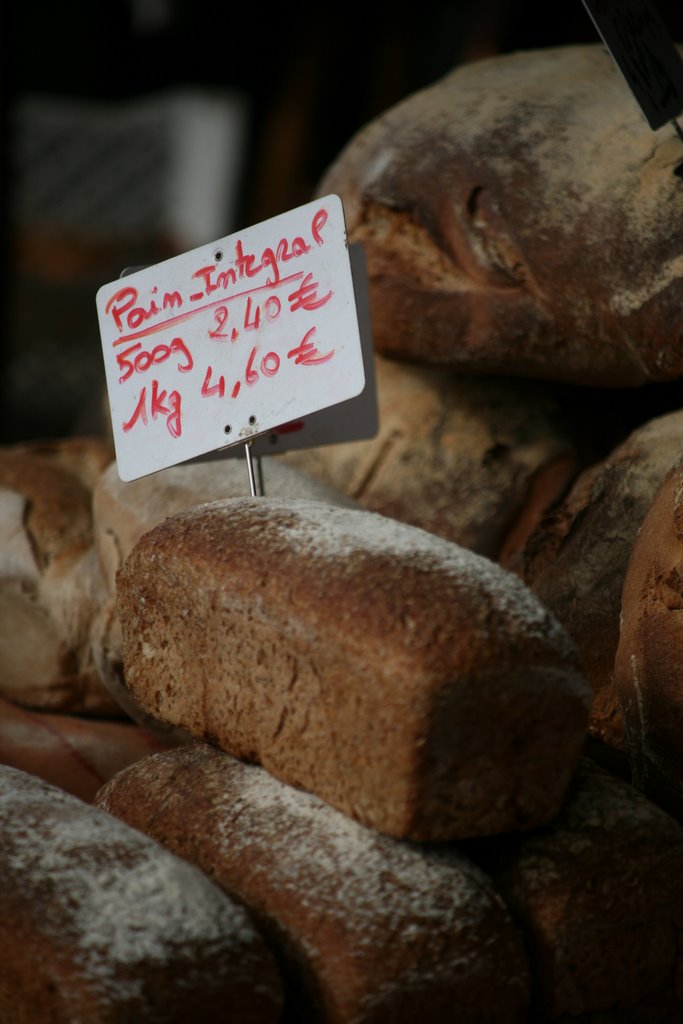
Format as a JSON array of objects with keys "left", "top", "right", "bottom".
[
  {"left": 6, "top": 86, "right": 250, "bottom": 440},
  {"left": 12, "top": 86, "right": 249, "bottom": 249}
]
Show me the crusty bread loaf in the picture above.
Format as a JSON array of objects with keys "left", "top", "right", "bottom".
[
  {"left": 116, "top": 496, "right": 591, "bottom": 840},
  {"left": 513, "top": 409, "right": 683, "bottom": 751},
  {"left": 91, "top": 456, "right": 357, "bottom": 727},
  {"left": 467, "top": 758, "right": 683, "bottom": 1022},
  {"left": 0, "top": 441, "right": 120, "bottom": 715},
  {"left": 282, "top": 352, "right": 578, "bottom": 559},
  {"left": 615, "top": 456, "right": 683, "bottom": 820},
  {"left": 95, "top": 742, "right": 531, "bottom": 1023},
  {"left": 0, "top": 763, "right": 283, "bottom": 1023},
  {"left": 317, "top": 44, "right": 683, "bottom": 386}
]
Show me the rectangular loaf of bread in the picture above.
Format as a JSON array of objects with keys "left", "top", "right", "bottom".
[
  {"left": 115, "top": 497, "right": 591, "bottom": 840},
  {"left": 96, "top": 743, "right": 531, "bottom": 1023}
]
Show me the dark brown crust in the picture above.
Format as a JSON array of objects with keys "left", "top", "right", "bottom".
[
  {"left": 615, "top": 457, "right": 683, "bottom": 820},
  {"left": 318, "top": 45, "right": 683, "bottom": 386},
  {"left": 116, "top": 497, "right": 591, "bottom": 840},
  {"left": 0, "top": 764, "right": 283, "bottom": 1023},
  {"left": 96, "top": 743, "right": 531, "bottom": 1024},
  {"left": 517, "top": 409, "right": 683, "bottom": 749},
  {"left": 466, "top": 758, "right": 683, "bottom": 1022}
]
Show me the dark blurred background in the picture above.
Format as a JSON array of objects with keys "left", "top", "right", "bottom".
[{"left": 2, "top": 0, "right": 683, "bottom": 442}]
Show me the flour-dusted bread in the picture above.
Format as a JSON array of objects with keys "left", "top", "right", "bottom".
[
  {"left": 116, "top": 497, "right": 591, "bottom": 840},
  {"left": 0, "top": 764, "right": 283, "bottom": 1023},
  {"left": 467, "top": 758, "right": 683, "bottom": 1022},
  {"left": 0, "top": 439, "right": 119, "bottom": 715},
  {"left": 318, "top": 44, "right": 683, "bottom": 386},
  {"left": 96, "top": 743, "right": 531, "bottom": 1023},
  {"left": 615, "top": 456, "right": 683, "bottom": 819},
  {"left": 91, "top": 456, "right": 357, "bottom": 725},
  {"left": 514, "top": 409, "right": 683, "bottom": 751},
  {"left": 282, "top": 352, "right": 578, "bottom": 559}
]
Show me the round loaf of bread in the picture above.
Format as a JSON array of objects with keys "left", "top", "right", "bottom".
[
  {"left": 514, "top": 409, "right": 683, "bottom": 750},
  {"left": 615, "top": 456, "right": 683, "bottom": 819},
  {"left": 282, "top": 352, "right": 578, "bottom": 559},
  {"left": 318, "top": 44, "right": 683, "bottom": 386},
  {"left": 95, "top": 742, "right": 531, "bottom": 1023},
  {"left": 467, "top": 758, "right": 683, "bottom": 1021},
  {"left": 0, "top": 763, "right": 283, "bottom": 1023},
  {"left": 115, "top": 496, "right": 591, "bottom": 840},
  {"left": 0, "top": 441, "right": 119, "bottom": 715}
]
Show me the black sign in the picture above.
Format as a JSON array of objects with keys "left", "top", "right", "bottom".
[{"left": 582, "top": 0, "right": 683, "bottom": 129}]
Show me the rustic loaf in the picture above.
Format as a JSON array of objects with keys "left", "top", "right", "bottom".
[
  {"left": 317, "top": 44, "right": 683, "bottom": 386},
  {"left": 513, "top": 409, "right": 683, "bottom": 751},
  {"left": 0, "top": 763, "right": 283, "bottom": 1023},
  {"left": 91, "top": 456, "right": 357, "bottom": 727},
  {"left": 467, "top": 758, "right": 683, "bottom": 1022},
  {"left": 95, "top": 742, "right": 531, "bottom": 1023},
  {"left": 615, "top": 455, "right": 683, "bottom": 820},
  {"left": 281, "top": 351, "right": 578, "bottom": 559},
  {"left": 116, "top": 496, "right": 591, "bottom": 840},
  {"left": 0, "top": 439, "right": 120, "bottom": 715}
]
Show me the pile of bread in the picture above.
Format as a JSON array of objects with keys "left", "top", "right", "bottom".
[{"left": 3, "top": 42, "right": 683, "bottom": 1022}]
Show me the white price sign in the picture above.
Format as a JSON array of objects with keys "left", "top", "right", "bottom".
[
  {"left": 198, "top": 242, "right": 378, "bottom": 461},
  {"left": 96, "top": 194, "right": 366, "bottom": 481}
]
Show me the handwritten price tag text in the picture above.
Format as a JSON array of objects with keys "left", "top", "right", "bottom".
[{"left": 96, "top": 195, "right": 365, "bottom": 480}]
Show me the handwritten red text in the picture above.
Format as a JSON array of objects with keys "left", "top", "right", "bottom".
[{"left": 122, "top": 380, "right": 182, "bottom": 438}]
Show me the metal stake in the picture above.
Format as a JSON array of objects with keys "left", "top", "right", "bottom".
[{"left": 244, "top": 441, "right": 265, "bottom": 496}]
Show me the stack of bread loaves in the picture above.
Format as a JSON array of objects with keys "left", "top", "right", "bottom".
[
  {"left": 94, "top": 495, "right": 683, "bottom": 1021},
  {"left": 4, "top": 40, "right": 683, "bottom": 1022},
  {"left": 285, "top": 40, "right": 683, "bottom": 776},
  {"left": 0, "top": 439, "right": 363, "bottom": 799}
]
